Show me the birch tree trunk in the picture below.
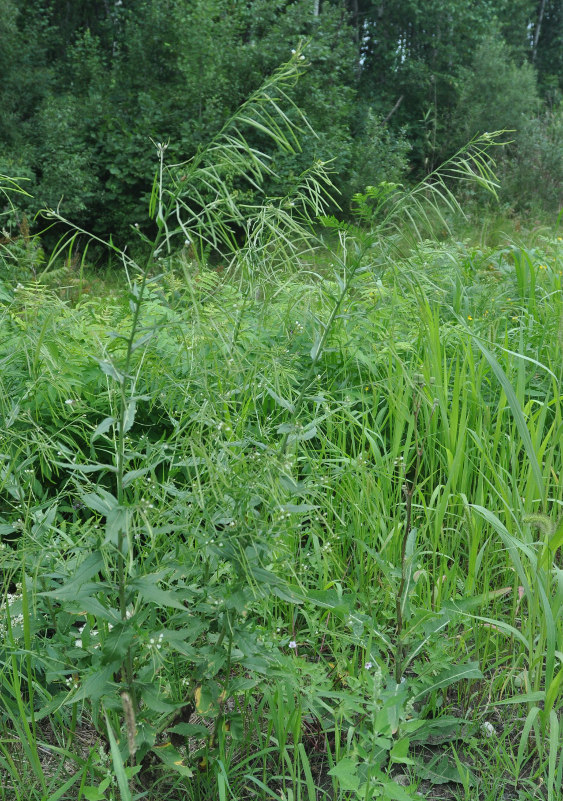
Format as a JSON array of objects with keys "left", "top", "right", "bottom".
[{"left": 532, "top": 0, "right": 547, "bottom": 63}]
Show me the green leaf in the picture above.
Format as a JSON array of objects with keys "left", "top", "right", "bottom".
[
  {"left": 40, "top": 551, "right": 104, "bottom": 600},
  {"left": 99, "top": 360, "right": 125, "bottom": 385},
  {"left": 130, "top": 576, "right": 189, "bottom": 611},
  {"left": 59, "top": 462, "right": 117, "bottom": 474},
  {"left": 378, "top": 780, "right": 418, "bottom": 800},
  {"left": 265, "top": 385, "right": 294, "bottom": 413},
  {"left": 91, "top": 416, "right": 115, "bottom": 445},
  {"left": 80, "top": 489, "right": 118, "bottom": 516},
  {"left": 412, "top": 661, "right": 483, "bottom": 703},
  {"left": 63, "top": 597, "right": 120, "bottom": 622},
  {"left": 0, "top": 523, "right": 16, "bottom": 536},
  {"left": 306, "top": 588, "right": 353, "bottom": 615},
  {"left": 280, "top": 503, "right": 316, "bottom": 514},
  {"left": 328, "top": 757, "right": 360, "bottom": 791},
  {"left": 472, "top": 337, "right": 544, "bottom": 498},
  {"left": 416, "top": 754, "right": 473, "bottom": 785},
  {"left": 35, "top": 692, "right": 73, "bottom": 722},
  {"left": 104, "top": 713, "right": 133, "bottom": 801},
  {"left": 131, "top": 331, "right": 154, "bottom": 352},
  {"left": 104, "top": 506, "right": 130, "bottom": 548},
  {"left": 168, "top": 722, "right": 210, "bottom": 738},
  {"left": 152, "top": 742, "right": 193, "bottom": 778},
  {"left": 83, "top": 787, "right": 107, "bottom": 801},
  {"left": 271, "top": 584, "right": 305, "bottom": 604},
  {"left": 67, "top": 662, "right": 119, "bottom": 704},
  {"left": 101, "top": 623, "right": 135, "bottom": 665},
  {"left": 122, "top": 467, "right": 150, "bottom": 488},
  {"left": 390, "top": 736, "right": 413, "bottom": 764},
  {"left": 122, "top": 399, "right": 136, "bottom": 433},
  {"left": 492, "top": 691, "right": 546, "bottom": 706},
  {"left": 45, "top": 769, "right": 84, "bottom": 801},
  {"left": 310, "top": 332, "right": 322, "bottom": 360},
  {"left": 224, "top": 713, "right": 244, "bottom": 740},
  {"left": 540, "top": 515, "right": 563, "bottom": 571},
  {"left": 294, "top": 425, "right": 317, "bottom": 441},
  {"left": 194, "top": 685, "right": 215, "bottom": 715},
  {"left": 142, "top": 688, "right": 183, "bottom": 714}
]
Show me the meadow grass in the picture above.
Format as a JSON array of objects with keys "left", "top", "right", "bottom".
[
  {"left": 0, "top": 215, "right": 561, "bottom": 800},
  {"left": 0, "top": 54, "right": 562, "bottom": 801}
]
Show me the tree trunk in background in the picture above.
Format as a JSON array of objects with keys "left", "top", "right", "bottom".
[
  {"left": 532, "top": 0, "right": 547, "bottom": 62},
  {"left": 350, "top": 0, "right": 359, "bottom": 43}
]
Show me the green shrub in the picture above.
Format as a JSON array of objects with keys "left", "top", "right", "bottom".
[
  {"left": 450, "top": 35, "right": 539, "bottom": 150},
  {"left": 500, "top": 108, "right": 563, "bottom": 212}
]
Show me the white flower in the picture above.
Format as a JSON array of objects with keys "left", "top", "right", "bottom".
[
  {"left": 288, "top": 640, "right": 297, "bottom": 650},
  {"left": 365, "top": 662, "right": 373, "bottom": 670},
  {"left": 65, "top": 399, "right": 74, "bottom": 405}
]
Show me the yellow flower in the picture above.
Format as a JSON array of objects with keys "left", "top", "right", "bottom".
[{"left": 467, "top": 315, "right": 473, "bottom": 321}]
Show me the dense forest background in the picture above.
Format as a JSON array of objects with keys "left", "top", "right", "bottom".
[{"left": 1, "top": 0, "right": 562, "bottom": 242}]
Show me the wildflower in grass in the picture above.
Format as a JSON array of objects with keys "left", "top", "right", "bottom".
[
  {"left": 288, "top": 640, "right": 297, "bottom": 650},
  {"left": 364, "top": 661, "right": 373, "bottom": 670},
  {"left": 467, "top": 315, "right": 473, "bottom": 321}
]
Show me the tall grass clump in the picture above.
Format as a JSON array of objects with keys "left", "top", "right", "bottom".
[{"left": 0, "top": 47, "right": 562, "bottom": 801}]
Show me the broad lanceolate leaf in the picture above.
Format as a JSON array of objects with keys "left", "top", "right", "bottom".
[
  {"left": 472, "top": 337, "right": 545, "bottom": 499},
  {"left": 91, "top": 416, "right": 115, "bottom": 445},
  {"left": 416, "top": 754, "right": 473, "bottom": 785},
  {"left": 129, "top": 575, "right": 191, "bottom": 611},
  {"left": 98, "top": 359, "right": 125, "bottom": 385},
  {"left": 104, "top": 713, "right": 133, "bottom": 801},
  {"left": 265, "top": 385, "right": 294, "bottom": 413},
  {"left": 80, "top": 489, "right": 118, "bottom": 516},
  {"left": 68, "top": 662, "right": 121, "bottom": 705},
  {"left": 412, "top": 662, "right": 483, "bottom": 703},
  {"left": 152, "top": 741, "right": 193, "bottom": 778},
  {"left": 40, "top": 551, "right": 104, "bottom": 600},
  {"left": 328, "top": 757, "right": 360, "bottom": 791}
]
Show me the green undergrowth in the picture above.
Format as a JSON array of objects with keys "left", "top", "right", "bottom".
[
  {"left": 0, "top": 224, "right": 561, "bottom": 800},
  {"left": 0, "top": 52, "right": 562, "bottom": 801}
]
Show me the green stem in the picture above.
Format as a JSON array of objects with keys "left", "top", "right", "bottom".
[
  {"left": 279, "top": 236, "right": 371, "bottom": 456},
  {"left": 114, "top": 191, "right": 170, "bottom": 709}
]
